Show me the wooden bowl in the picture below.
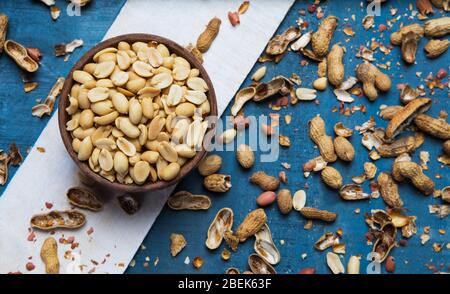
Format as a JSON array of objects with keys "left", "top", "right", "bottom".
[{"left": 58, "top": 34, "right": 217, "bottom": 194}]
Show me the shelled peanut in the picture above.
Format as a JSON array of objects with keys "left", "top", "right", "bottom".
[{"left": 65, "top": 41, "right": 211, "bottom": 185}]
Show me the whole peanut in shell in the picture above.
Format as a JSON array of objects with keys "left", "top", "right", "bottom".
[
  {"left": 396, "top": 161, "right": 435, "bottom": 195},
  {"left": 309, "top": 116, "right": 337, "bottom": 162},
  {"left": 277, "top": 189, "right": 293, "bottom": 215},
  {"left": 414, "top": 114, "right": 450, "bottom": 140},
  {"left": 311, "top": 16, "right": 338, "bottom": 58},
  {"left": 356, "top": 63, "right": 391, "bottom": 101},
  {"left": 327, "top": 44, "right": 345, "bottom": 87},
  {"left": 321, "top": 166, "right": 343, "bottom": 189},
  {"left": 250, "top": 171, "right": 280, "bottom": 191},
  {"left": 377, "top": 172, "right": 404, "bottom": 208},
  {"left": 40, "top": 237, "right": 59, "bottom": 274},
  {"left": 333, "top": 136, "right": 355, "bottom": 162},
  {"left": 196, "top": 17, "right": 221, "bottom": 53}
]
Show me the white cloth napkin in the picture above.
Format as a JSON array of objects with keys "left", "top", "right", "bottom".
[{"left": 0, "top": 0, "right": 293, "bottom": 274}]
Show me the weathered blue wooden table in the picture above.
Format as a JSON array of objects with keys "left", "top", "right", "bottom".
[{"left": 0, "top": 0, "right": 448, "bottom": 274}]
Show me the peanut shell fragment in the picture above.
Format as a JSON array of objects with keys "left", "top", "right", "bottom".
[
  {"left": 385, "top": 98, "right": 431, "bottom": 139},
  {"left": 4, "top": 40, "right": 39, "bottom": 72},
  {"left": 167, "top": 191, "right": 211, "bottom": 210},
  {"left": 248, "top": 253, "right": 276, "bottom": 274},
  {"left": 66, "top": 187, "right": 103, "bottom": 211},
  {"left": 170, "top": 233, "right": 187, "bottom": 257},
  {"left": 205, "top": 208, "right": 233, "bottom": 250},
  {"left": 30, "top": 210, "right": 86, "bottom": 230},
  {"left": 254, "top": 224, "right": 280, "bottom": 265},
  {"left": 339, "top": 184, "right": 370, "bottom": 201}
]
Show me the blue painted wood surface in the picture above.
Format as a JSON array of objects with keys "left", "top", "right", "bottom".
[
  {"left": 128, "top": 1, "right": 449, "bottom": 274},
  {"left": 0, "top": 1, "right": 448, "bottom": 274}
]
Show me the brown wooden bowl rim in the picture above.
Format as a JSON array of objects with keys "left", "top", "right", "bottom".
[{"left": 58, "top": 34, "right": 218, "bottom": 194}]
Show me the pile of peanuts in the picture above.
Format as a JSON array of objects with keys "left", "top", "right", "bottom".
[{"left": 65, "top": 40, "right": 211, "bottom": 185}]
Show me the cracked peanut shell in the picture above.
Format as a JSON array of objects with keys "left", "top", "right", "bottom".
[
  {"left": 203, "top": 174, "right": 231, "bottom": 192},
  {"left": 235, "top": 208, "right": 267, "bottom": 242},
  {"left": 31, "top": 210, "right": 86, "bottom": 230},
  {"left": 170, "top": 233, "right": 187, "bottom": 257},
  {"left": 67, "top": 187, "right": 103, "bottom": 211},
  {"left": 385, "top": 98, "right": 431, "bottom": 139},
  {"left": 205, "top": 208, "right": 233, "bottom": 250},
  {"left": 376, "top": 135, "right": 416, "bottom": 157},
  {"left": 167, "top": 191, "right": 211, "bottom": 210}
]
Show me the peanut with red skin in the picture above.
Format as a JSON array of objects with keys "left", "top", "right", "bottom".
[{"left": 298, "top": 268, "right": 316, "bottom": 274}]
